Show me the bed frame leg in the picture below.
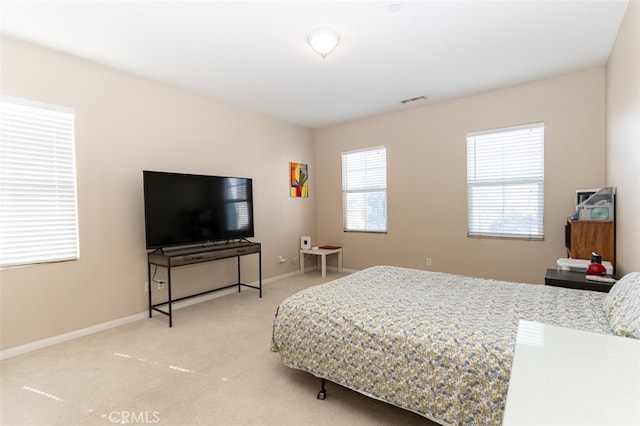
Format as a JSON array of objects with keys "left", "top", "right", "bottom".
[{"left": 317, "top": 378, "right": 327, "bottom": 400}]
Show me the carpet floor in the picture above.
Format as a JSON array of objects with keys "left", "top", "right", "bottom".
[{"left": 1, "top": 271, "right": 434, "bottom": 425}]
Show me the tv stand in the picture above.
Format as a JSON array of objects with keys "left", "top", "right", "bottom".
[{"left": 147, "top": 241, "right": 261, "bottom": 327}]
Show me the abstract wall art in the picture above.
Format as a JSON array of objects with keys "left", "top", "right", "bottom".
[{"left": 290, "top": 162, "right": 308, "bottom": 198}]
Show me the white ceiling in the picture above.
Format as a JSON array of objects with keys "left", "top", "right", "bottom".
[{"left": 0, "top": 0, "right": 630, "bottom": 128}]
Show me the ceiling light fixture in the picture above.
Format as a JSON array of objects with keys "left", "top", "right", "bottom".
[
  {"left": 388, "top": 3, "right": 402, "bottom": 13},
  {"left": 308, "top": 29, "right": 340, "bottom": 58}
]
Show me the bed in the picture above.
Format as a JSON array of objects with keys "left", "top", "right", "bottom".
[{"left": 271, "top": 265, "right": 640, "bottom": 425}]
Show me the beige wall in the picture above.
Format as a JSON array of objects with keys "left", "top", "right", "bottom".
[
  {"left": 606, "top": 0, "right": 640, "bottom": 276},
  {"left": 315, "top": 69, "right": 607, "bottom": 284},
  {"left": 0, "top": 36, "right": 316, "bottom": 350}
]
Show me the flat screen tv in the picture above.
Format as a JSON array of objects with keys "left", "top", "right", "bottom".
[{"left": 143, "top": 170, "right": 254, "bottom": 250}]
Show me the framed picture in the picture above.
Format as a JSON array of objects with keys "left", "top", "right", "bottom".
[{"left": 290, "top": 162, "right": 308, "bottom": 198}]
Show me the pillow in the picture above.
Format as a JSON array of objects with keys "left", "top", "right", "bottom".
[{"left": 602, "top": 272, "right": 640, "bottom": 339}]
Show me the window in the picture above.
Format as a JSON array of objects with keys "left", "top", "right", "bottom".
[
  {"left": 0, "top": 96, "right": 79, "bottom": 267},
  {"left": 467, "top": 123, "right": 544, "bottom": 240},
  {"left": 341, "top": 146, "right": 387, "bottom": 233}
]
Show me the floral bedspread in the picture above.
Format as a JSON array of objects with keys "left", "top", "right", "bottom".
[{"left": 271, "top": 265, "right": 612, "bottom": 425}]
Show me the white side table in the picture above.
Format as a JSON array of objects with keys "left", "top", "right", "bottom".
[
  {"left": 503, "top": 320, "right": 640, "bottom": 425},
  {"left": 300, "top": 247, "right": 342, "bottom": 277}
]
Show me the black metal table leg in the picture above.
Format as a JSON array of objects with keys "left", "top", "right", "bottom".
[
  {"left": 148, "top": 263, "right": 153, "bottom": 318},
  {"left": 259, "top": 251, "right": 262, "bottom": 298},
  {"left": 167, "top": 266, "right": 173, "bottom": 327}
]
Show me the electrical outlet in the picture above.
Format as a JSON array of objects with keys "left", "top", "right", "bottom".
[
  {"left": 158, "top": 279, "right": 165, "bottom": 290},
  {"left": 292, "top": 256, "right": 298, "bottom": 265},
  {"left": 144, "top": 282, "right": 149, "bottom": 292},
  {"left": 426, "top": 258, "right": 432, "bottom": 267}
]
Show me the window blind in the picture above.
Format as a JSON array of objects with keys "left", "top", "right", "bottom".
[
  {"left": 0, "top": 96, "right": 79, "bottom": 267},
  {"left": 467, "top": 123, "right": 544, "bottom": 240},
  {"left": 341, "top": 146, "right": 387, "bottom": 233}
]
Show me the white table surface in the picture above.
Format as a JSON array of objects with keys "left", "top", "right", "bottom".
[
  {"left": 299, "top": 247, "right": 342, "bottom": 277},
  {"left": 503, "top": 320, "right": 640, "bottom": 425}
]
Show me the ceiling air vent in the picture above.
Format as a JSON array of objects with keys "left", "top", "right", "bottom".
[{"left": 400, "top": 95, "right": 427, "bottom": 105}]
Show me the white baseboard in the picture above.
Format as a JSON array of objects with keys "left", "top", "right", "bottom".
[
  {"left": 303, "top": 265, "right": 357, "bottom": 274},
  {"left": 0, "top": 272, "right": 299, "bottom": 360},
  {"left": 0, "top": 312, "right": 148, "bottom": 361}
]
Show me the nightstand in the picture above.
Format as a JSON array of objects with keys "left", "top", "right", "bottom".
[
  {"left": 504, "top": 320, "right": 640, "bottom": 425},
  {"left": 300, "top": 247, "right": 343, "bottom": 278},
  {"left": 544, "top": 268, "right": 614, "bottom": 293}
]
